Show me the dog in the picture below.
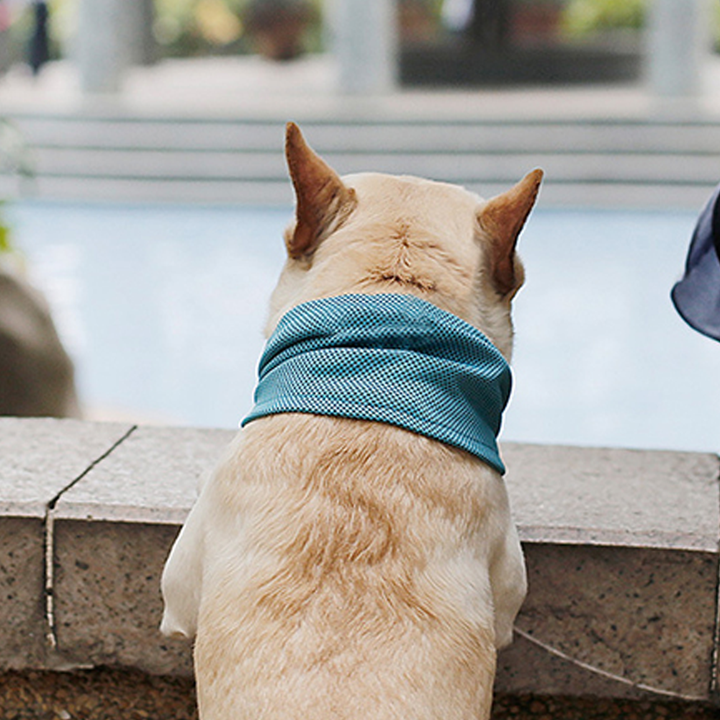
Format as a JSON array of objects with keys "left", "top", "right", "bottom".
[{"left": 161, "top": 122, "right": 542, "bottom": 720}]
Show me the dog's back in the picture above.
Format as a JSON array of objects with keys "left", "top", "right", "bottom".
[{"left": 195, "top": 414, "right": 512, "bottom": 719}]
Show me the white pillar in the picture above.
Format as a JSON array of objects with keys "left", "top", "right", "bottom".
[
  {"left": 331, "top": 0, "right": 398, "bottom": 95},
  {"left": 646, "top": 0, "right": 709, "bottom": 99},
  {"left": 125, "top": 0, "right": 157, "bottom": 67},
  {"left": 75, "top": 0, "right": 155, "bottom": 94}
]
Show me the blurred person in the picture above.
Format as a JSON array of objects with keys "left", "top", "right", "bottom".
[
  {"left": 27, "top": 0, "right": 48, "bottom": 75},
  {"left": 671, "top": 184, "right": 720, "bottom": 342}
]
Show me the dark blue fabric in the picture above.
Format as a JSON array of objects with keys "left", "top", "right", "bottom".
[
  {"left": 242, "top": 294, "right": 512, "bottom": 474},
  {"left": 671, "top": 185, "right": 720, "bottom": 341}
]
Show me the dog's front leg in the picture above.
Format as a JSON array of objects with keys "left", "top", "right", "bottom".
[
  {"left": 489, "top": 517, "right": 526, "bottom": 649},
  {"left": 161, "top": 491, "right": 208, "bottom": 639}
]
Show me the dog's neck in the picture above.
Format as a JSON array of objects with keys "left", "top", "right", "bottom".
[
  {"left": 267, "top": 226, "right": 518, "bottom": 363},
  {"left": 244, "top": 294, "right": 512, "bottom": 474}
]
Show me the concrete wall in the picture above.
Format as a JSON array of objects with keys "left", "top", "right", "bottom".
[{"left": 1, "top": 418, "right": 718, "bottom": 702}]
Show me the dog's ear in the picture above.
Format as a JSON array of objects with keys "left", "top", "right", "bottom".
[
  {"left": 285, "top": 122, "right": 356, "bottom": 259},
  {"left": 478, "top": 169, "right": 543, "bottom": 297}
]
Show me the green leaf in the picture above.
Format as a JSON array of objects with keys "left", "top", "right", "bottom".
[{"left": 0, "top": 223, "right": 12, "bottom": 254}]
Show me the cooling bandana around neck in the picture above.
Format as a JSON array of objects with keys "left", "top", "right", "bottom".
[{"left": 242, "top": 293, "right": 512, "bottom": 474}]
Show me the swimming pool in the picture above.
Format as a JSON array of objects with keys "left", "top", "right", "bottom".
[{"left": 8, "top": 200, "right": 719, "bottom": 455}]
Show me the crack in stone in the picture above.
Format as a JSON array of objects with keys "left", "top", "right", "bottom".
[
  {"left": 42, "top": 425, "right": 138, "bottom": 654},
  {"left": 44, "top": 510, "right": 56, "bottom": 651}
]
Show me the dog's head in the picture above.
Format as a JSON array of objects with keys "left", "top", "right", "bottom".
[{"left": 267, "top": 122, "right": 542, "bottom": 361}]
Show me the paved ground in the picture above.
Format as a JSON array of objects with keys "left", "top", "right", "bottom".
[{"left": 1, "top": 669, "right": 716, "bottom": 720}]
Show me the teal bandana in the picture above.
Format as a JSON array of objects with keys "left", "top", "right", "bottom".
[{"left": 242, "top": 294, "right": 512, "bottom": 474}]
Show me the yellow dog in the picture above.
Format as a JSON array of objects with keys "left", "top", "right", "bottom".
[{"left": 162, "top": 123, "right": 542, "bottom": 720}]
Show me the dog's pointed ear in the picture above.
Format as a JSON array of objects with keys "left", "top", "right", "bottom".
[
  {"left": 478, "top": 169, "right": 543, "bottom": 297},
  {"left": 285, "top": 122, "right": 356, "bottom": 259}
]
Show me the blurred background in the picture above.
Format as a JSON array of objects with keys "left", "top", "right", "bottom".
[
  {"left": 0, "top": 0, "right": 651, "bottom": 70},
  {"left": 0, "top": 0, "right": 715, "bottom": 89},
  {"left": 0, "top": 0, "right": 718, "bottom": 454}
]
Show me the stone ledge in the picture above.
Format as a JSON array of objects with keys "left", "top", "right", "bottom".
[{"left": 0, "top": 418, "right": 717, "bottom": 703}]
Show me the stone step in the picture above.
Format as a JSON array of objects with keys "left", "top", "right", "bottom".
[
  {"left": 5, "top": 114, "right": 720, "bottom": 207},
  {"left": 11, "top": 115, "right": 720, "bottom": 153},
  {"left": 4, "top": 175, "right": 713, "bottom": 208},
  {"left": 26, "top": 146, "right": 720, "bottom": 185}
]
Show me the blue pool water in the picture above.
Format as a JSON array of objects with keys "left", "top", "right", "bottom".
[{"left": 8, "top": 201, "right": 720, "bottom": 454}]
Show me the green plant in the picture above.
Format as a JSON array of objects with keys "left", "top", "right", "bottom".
[
  {"left": 153, "top": 0, "right": 325, "bottom": 57},
  {"left": 0, "top": 118, "right": 34, "bottom": 259},
  {"left": 713, "top": 0, "right": 720, "bottom": 52},
  {"left": 0, "top": 202, "right": 12, "bottom": 256},
  {"left": 562, "top": 0, "right": 646, "bottom": 37}
]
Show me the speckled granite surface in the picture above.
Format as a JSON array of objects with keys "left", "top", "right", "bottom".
[
  {"left": 497, "top": 544, "right": 718, "bottom": 700},
  {"left": 0, "top": 419, "right": 134, "bottom": 519},
  {"left": 502, "top": 443, "right": 720, "bottom": 552},
  {"left": 0, "top": 418, "right": 718, "bottom": 706},
  {"left": 53, "top": 425, "right": 235, "bottom": 525}
]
